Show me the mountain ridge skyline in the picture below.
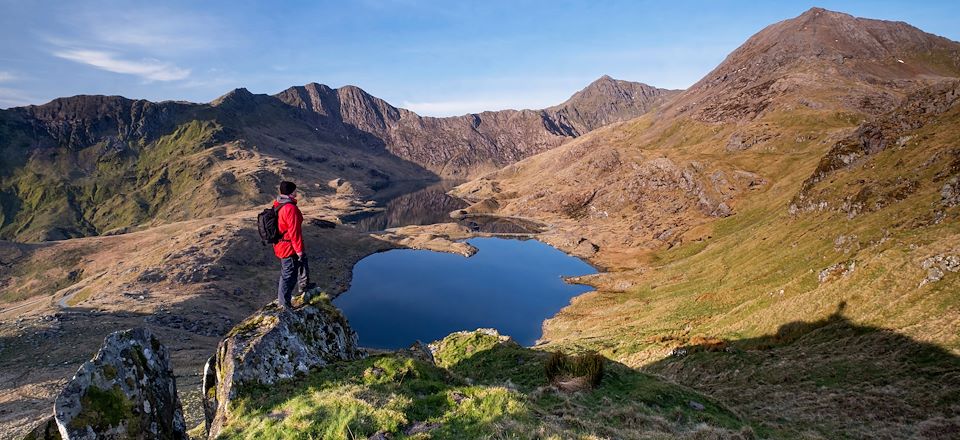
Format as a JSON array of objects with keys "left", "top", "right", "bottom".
[{"left": 3, "top": 2, "right": 959, "bottom": 114}]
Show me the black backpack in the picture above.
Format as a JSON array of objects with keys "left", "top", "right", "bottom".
[{"left": 257, "top": 202, "right": 289, "bottom": 245}]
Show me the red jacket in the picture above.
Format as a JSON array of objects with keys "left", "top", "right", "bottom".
[{"left": 272, "top": 198, "right": 304, "bottom": 259}]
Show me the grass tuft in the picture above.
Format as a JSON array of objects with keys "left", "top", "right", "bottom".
[{"left": 544, "top": 351, "right": 605, "bottom": 388}]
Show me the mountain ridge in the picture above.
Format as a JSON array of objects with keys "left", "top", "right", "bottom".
[
  {"left": 0, "top": 75, "right": 670, "bottom": 242},
  {"left": 271, "top": 76, "right": 678, "bottom": 176}
]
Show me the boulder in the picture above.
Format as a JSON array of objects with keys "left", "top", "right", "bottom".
[
  {"left": 53, "top": 328, "right": 186, "bottom": 440},
  {"left": 204, "top": 299, "right": 364, "bottom": 438}
]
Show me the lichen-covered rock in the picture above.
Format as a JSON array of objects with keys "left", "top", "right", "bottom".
[
  {"left": 942, "top": 176, "right": 960, "bottom": 207},
  {"left": 818, "top": 260, "right": 857, "bottom": 284},
  {"left": 204, "top": 299, "right": 364, "bottom": 438},
  {"left": 53, "top": 328, "right": 186, "bottom": 440}
]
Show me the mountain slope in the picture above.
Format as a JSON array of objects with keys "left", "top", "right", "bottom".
[
  {"left": 0, "top": 92, "right": 427, "bottom": 242},
  {"left": 671, "top": 7, "right": 960, "bottom": 122},
  {"left": 453, "top": 8, "right": 960, "bottom": 438}
]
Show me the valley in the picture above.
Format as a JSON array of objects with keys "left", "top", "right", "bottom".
[{"left": 1, "top": 6, "right": 959, "bottom": 440}]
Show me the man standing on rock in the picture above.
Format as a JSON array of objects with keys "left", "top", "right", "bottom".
[{"left": 275, "top": 181, "right": 311, "bottom": 309}]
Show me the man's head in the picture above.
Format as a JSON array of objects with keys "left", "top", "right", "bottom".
[{"left": 279, "top": 181, "right": 297, "bottom": 196}]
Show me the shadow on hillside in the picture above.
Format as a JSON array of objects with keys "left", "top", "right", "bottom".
[{"left": 645, "top": 302, "right": 960, "bottom": 438}]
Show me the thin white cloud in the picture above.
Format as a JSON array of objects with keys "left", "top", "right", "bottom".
[
  {"left": 85, "top": 13, "right": 225, "bottom": 53},
  {"left": 0, "top": 71, "right": 15, "bottom": 82},
  {"left": 53, "top": 49, "right": 190, "bottom": 81}
]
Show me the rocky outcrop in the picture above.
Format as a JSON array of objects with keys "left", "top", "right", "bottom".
[
  {"left": 942, "top": 176, "right": 960, "bottom": 207},
  {"left": 53, "top": 328, "right": 186, "bottom": 440},
  {"left": 203, "top": 299, "right": 364, "bottom": 438},
  {"left": 791, "top": 80, "right": 960, "bottom": 216},
  {"left": 818, "top": 260, "right": 857, "bottom": 284},
  {"left": 919, "top": 254, "right": 960, "bottom": 287}
]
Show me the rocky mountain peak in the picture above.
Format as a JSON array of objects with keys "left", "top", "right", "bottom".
[
  {"left": 547, "top": 76, "right": 680, "bottom": 134},
  {"left": 672, "top": 7, "right": 960, "bottom": 122},
  {"left": 765, "top": 6, "right": 955, "bottom": 60},
  {"left": 274, "top": 82, "right": 339, "bottom": 115},
  {"left": 210, "top": 87, "right": 256, "bottom": 107},
  {"left": 589, "top": 74, "right": 615, "bottom": 84},
  {"left": 9, "top": 94, "right": 192, "bottom": 151}
]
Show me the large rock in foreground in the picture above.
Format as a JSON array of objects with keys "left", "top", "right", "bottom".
[
  {"left": 53, "top": 328, "right": 186, "bottom": 439},
  {"left": 204, "top": 299, "right": 364, "bottom": 438}
]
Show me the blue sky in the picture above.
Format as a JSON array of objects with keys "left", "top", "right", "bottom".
[{"left": 1, "top": 1, "right": 958, "bottom": 116}]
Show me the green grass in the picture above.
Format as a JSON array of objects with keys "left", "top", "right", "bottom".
[
  {"left": 533, "top": 91, "right": 960, "bottom": 438},
  {"left": 0, "top": 119, "right": 236, "bottom": 242},
  {"left": 218, "top": 331, "right": 747, "bottom": 439}
]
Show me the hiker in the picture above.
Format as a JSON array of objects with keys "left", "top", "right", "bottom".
[{"left": 263, "top": 181, "right": 311, "bottom": 310}]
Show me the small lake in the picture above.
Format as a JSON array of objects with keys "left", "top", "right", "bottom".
[{"left": 334, "top": 237, "right": 597, "bottom": 349}]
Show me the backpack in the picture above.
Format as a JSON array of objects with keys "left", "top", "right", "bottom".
[{"left": 257, "top": 202, "right": 289, "bottom": 245}]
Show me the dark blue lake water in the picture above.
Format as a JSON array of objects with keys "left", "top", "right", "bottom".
[{"left": 333, "top": 237, "right": 597, "bottom": 349}]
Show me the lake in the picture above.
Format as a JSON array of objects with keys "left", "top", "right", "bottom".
[
  {"left": 341, "top": 181, "right": 468, "bottom": 232},
  {"left": 333, "top": 237, "right": 597, "bottom": 349}
]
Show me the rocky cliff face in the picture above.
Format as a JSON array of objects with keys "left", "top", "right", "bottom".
[
  {"left": 203, "top": 297, "right": 364, "bottom": 438},
  {"left": 10, "top": 96, "right": 198, "bottom": 150},
  {"left": 52, "top": 328, "right": 186, "bottom": 440},
  {"left": 273, "top": 76, "right": 676, "bottom": 179}
]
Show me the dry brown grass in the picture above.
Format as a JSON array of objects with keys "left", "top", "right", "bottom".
[{"left": 453, "top": 83, "right": 960, "bottom": 438}]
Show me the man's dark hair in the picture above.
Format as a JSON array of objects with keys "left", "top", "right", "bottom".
[{"left": 279, "top": 181, "right": 297, "bottom": 195}]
